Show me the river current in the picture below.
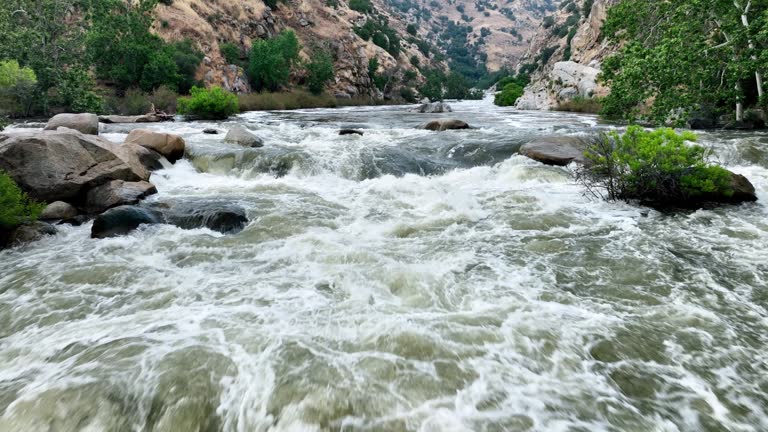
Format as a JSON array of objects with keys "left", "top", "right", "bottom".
[{"left": 1, "top": 99, "right": 767, "bottom": 431}]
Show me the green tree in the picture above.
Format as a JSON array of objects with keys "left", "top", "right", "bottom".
[
  {"left": 0, "top": 60, "right": 37, "bottom": 117},
  {"left": 306, "top": 51, "right": 335, "bottom": 95},
  {"left": 177, "top": 86, "right": 239, "bottom": 119},
  {"left": 419, "top": 70, "right": 445, "bottom": 101},
  {"left": 248, "top": 31, "right": 301, "bottom": 92},
  {"left": 494, "top": 83, "right": 523, "bottom": 106}
]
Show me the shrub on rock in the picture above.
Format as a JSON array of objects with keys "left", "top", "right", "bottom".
[
  {"left": 576, "top": 126, "right": 756, "bottom": 207},
  {"left": 177, "top": 86, "right": 239, "bottom": 120},
  {"left": 0, "top": 171, "right": 44, "bottom": 229}
]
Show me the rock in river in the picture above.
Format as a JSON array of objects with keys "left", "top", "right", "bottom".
[
  {"left": 40, "top": 201, "right": 78, "bottom": 220},
  {"left": 0, "top": 222, "right": 57, "bottom": 249},
  {"left": 44, "top": 113, "right": 99, "bottom": 135},
  {"left": 91, "top": 206, "right": 164, "bottom": 239},
  {"left": 519, "top": 136, "right": 590, "bottom": 166},
  {"left": 224, "top": 126, "right": 264, "bottom": 148},
  {"left": 0, "top": 130, "right": 147, "bottom": 203},
  {"left": 419, "top": 120, "right": 470, "bottom": 131},
  {"left": 411, "top": 102, "right": 452, "bottom": 113},
  {"left": 125, "top": 129, "right": 186, "bottom": 163},
  {"left": 85, "top": 180, "right": 158, "bottom": 214},
  {"left": 162, "top": 201, "right": 249, "bottom": 234}
]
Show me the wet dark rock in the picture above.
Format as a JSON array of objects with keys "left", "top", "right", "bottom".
[
  {"left": 44, "top": 113, "right": 99, "bottom": 135},
  {"left": 419, "top": 120, "right": 470, "bottom": 131},
  {"left": 203, "top": 128, "right": 220, "bottom": 134},
  {"left": 687, "top": 117, "right": 717, "bottom": 130},
  {"left": 519, "top": 136, "right": 590, "bottom": 166},
  {"left": 91, "top": 205, "right": 164, "bottom": 239},
  {"left": 339, "top": 129, "right": 364, "bottom": 136},
  {"left": 60, "top": 215, "right": 91, "bottom": 226},
  {"left": 41, "top": 201, "right": 78, "bottom": 220},
  {"left": 162, "top": 201, "right": 248, "bottom": 234},
  {"left": 225, "top": 126, "right": 264, "bottom": 148},
  {"left": 85, "top": 180, "right": 158, "bottom": 214},
  {"left": 1, "top": 222, "right": 57, "bottom": 248},
  {"left": 723, "top": 120, "right": 755, "bottom": 130}
]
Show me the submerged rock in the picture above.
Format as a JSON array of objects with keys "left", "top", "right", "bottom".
[
  {"left": 0, "top": 222, "right": 57, "bottom": 248},
  {"left": 203, "top": 128, "right": 220, "bottom": 135},
  {"left": 339, "top": 129, "right": 364, "bottom": 136},
  {"left": 0, "top": 130, "right": 146, "bottom": 202},
  {"left": 519, "top": 136, "right": 590, "bottom": 166},
  {"left": 124, "top": 129, "right": 186, "bottom": 163},
  {"left": 44, "top": 113, "right": 99, "bottom": 135},
  {"left": 162, "top": 201, "right": 248, "bottom": 234},
  {"left": 41, "top": 201, "right": 78, "bottom": 220},
  {"left": 85, "top": 180, "right": 158, "bottom": 214},
  {"left": 224, "top": 126, "right": 264, "bottom": 148},
  {"left": 419, "top": 120, "right": 470, "bottom": 131},
  {"left": 411, "top": 102, "right": 452, "bottom": 113},
  {"left": 91, "top": 205, "right": 164, "bottom": 239}
]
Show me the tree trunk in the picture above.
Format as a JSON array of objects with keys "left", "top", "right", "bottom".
[{"left": 738, "top": 0, "right": 764, "bottom": 98}]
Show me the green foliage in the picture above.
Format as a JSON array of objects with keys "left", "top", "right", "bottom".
[
  {"left": 220, "top": 42, "right": 242, "bottom": 65},
  {"left": 56, "top": 68, "right": 104, "bottom": 113},
  {"left": 0, "top": 60, "right": 37, "bottom": 117},
  {"left": 248, "top": 31, "right": 301, "bottom": 92},
  {"left": 0, "top": 171, "right": 44, "bottom": 229},
  {"left": 419, "top": 70, "right": 445, "bottom": 102},
  {"left": 578, "top": 126, "right": 733, "bottom": 206},
  {"left": 399, "top": 86, "right": 417, "bottom": 103},
  {"left": 177, "top": 86, "right": 239, "bottom": 119},
  {"left": 354, "top": 17, "right": 401, "bottom": 57},
  {"left": 349, "top": 0, "right": 373, "bottom": 13},
  {"left": 406, "top": 24, "right": 417, "bottom": 36},
  {"left": 306, "top": 51, "right": 335, "bottom": 95},
  {"left": 555, "top": 96, "right": 603, "bottom": 113},
  {"left": 600, "top": 0, "right": 768, "bottom": 124},
  {"left": 494, "top": 83, "right": 523, "bottom": 106}
]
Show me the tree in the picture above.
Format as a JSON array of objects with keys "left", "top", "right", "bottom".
[
  {"left": 305, "top": 51, "right": 334, "bottom": 95},
  {"left": 419, "top": 70, "right": 444, "bottom": 101},
  {"left": 248, "top": 31, "right": 301, "bottom": 92},
  {"left": 0, "top": 60, "right": 37, "bottom": 117},
  {"left": 177, "top": 86, "right": 239, "bottom": 119},
  {"left": 600, "top": 0, "right": 768, "bottom": 124}
]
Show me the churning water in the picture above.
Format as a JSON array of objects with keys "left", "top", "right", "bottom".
[{"left": 1, "top": 100, "right": 767, "bottom": 431}]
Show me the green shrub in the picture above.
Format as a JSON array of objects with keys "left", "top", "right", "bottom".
[
  {"left": 399, "top": 87, "right": 417, "bottom": 103},
  {"left": 305, "top": 51, "right": 335, "bottom": 95},
  {"left": 556, "top": 96, "right": 603, "bottom": 113},
  {"left": 0, "top": 60, "right": 38, "bottom": 117},
  {"left": 494, "top": 83, "right": 523, "bottom": 106},
  {"left": 150, "top": 85, "right": 179, "bottom": 113},
  {"left": 0, "top": 171, "right": 44, "bottom": 229},
  {"left": 220, "top": 42, "right": 242, "bottom": 65},
  {"left": 177, "top": 86, "right": 239, "bottom": 119},
  {"left": 577, "top": 126, "right": 733, "bottom": 206},
  {"left": 349, "top": 0, "right": 373, "bottom": 13}
]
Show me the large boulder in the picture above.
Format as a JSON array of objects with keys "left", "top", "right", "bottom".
[
  {"left": 124, "top": 129, "right": 186, "bottom": 163},
  {"left": 85, "top": 180, "right": 158, "bottom": 214},
  {"left": 161, "top": 201, "right": 248, "bottom": 234},
  {"left": 40, "top": 201, "right": 78, "bottom": 220},
  {"left": 91, "top": 205, "right": 164, "bottom": 239},
  {"left": 419, "top": 120, "right": 471, "bottom": 132},
  {"left": 702, "top": 173, "right": 758, "bottom": 204},
  {"left": 224, "top": 126, "right": 264, "bottom": 148},
  {"left": 520, "top": 136, "right": 590, "bottom": 166},
  {"left": 44, "top": 113, "right": 99, "bottom": 135},
  {"left": 410, "top": 102, "right": 452, "bottom": 114},
  {"left": 0, "top": 130, "right": 146, "bottom": 202}
]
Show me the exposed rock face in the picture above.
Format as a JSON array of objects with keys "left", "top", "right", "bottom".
[
  {"left": 420, "top": 120, "right": 470, "bottom": 132},
  {"left": 41, "top": 202, "right": 78, "bottom": 220},
  {"left": 0, "top": 130, "right": 146, "bottom": 203},
  {"left": 91, "top": 206, "right": 164, "bottom": 239},
  {"left": 517, "top": 0, "right": 618, "bottom": 110},
  {"left": 44, "top": 113, "right": 100, "bottom": 135},
  {"left": 124, "top": 129, "right": 186, "bottom": 163},
  {"left": 85, "top": 180, "right": 158, "bottom": 214},
  {"left": 224, "top": 126, "right": 264, "bottom": 148},
  {"left": 411, "top": 102, "right": 453, "bottom": 114},
  {"left": 520, "top": 136, "right": 590, "bottom": 166}
]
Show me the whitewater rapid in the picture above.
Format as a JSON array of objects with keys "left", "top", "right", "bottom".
[{"left": 1, "top": 100, "right": 767, "bottom": 432}]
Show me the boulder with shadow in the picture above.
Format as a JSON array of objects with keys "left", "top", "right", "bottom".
[
  {"left": 224, "top": 126, "right": 264, "bottom": 148},
  {"left": 91, "top": 205, "right": 164, "bottom": 239}
]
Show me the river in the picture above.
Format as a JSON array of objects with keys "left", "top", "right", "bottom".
[{"left": 1, "top": 99, "right": 767, "bottom": 431}]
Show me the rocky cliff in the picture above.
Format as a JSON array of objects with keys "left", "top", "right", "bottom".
[{"left": 516, "top": 0, "right": 619, "bottom": 110}]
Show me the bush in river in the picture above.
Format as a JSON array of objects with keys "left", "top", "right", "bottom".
[
  {"left": 577, "top": 126, "right": 733, "bottom": 206},
  {"left": 0, "top": 171, "right": 44, "bottom": 229},
  {"left": 177, "top": 86, "right": 239, "bottom": 120}
]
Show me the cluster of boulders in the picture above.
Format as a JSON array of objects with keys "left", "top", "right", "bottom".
[{"left": 0, "top": 113, "right": 258, "bottom": 249}]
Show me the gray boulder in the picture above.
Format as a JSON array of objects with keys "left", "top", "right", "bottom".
[
  {"left": 41, "top": 201, "right": 78, "bottom": 220},
  {"left": 98, "top": 113, "right": 174, "bottom": 124},
  {"left": 161, "top": 201, "right": 248, "bottom": 234},
  {"left": 91, "top": 205, "right": 164, "bottom": 239},
  {"left": 124, "top": 129, "right": 186, "bottom": 163},
  {"left": 1, "top": 222, "right": 57, "bottom": 248},
  {"left": 224, "top": 126, "right": 264, "bottom": 148},
  {"left": 419, "top": 120, "right": 470, "bottom": 131},
  {"left": 85, "top": 180, "right": 158, "bottom": 214},
  {"left": 0, "top": 130, "right": 147, "bottom": 202},
  {"left": 411, "top": 102, "right": 452, "bottom": 114},
  {"left": 44, "top": 113, "right": 99, "bottom": 135},
  {"left": 520, "top": 136, "right": 590, "bottom": 166}
]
